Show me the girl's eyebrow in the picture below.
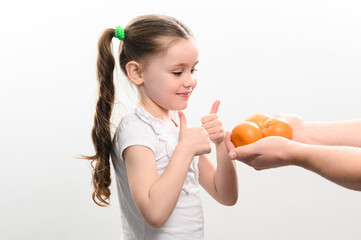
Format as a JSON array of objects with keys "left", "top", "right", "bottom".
[{"left": 169, "top": 61, "right": 199, "bottom": 68}]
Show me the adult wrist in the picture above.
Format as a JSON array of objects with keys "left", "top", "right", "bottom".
[
  {"left": 287, "top": 141, "right": 309, "bottom": 168},
  {"left": 302, "top": 122, "right": 325, "bottom": 145}
]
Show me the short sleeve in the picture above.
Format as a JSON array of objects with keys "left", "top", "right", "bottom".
[{"left": 114, "top": 115, "right": 157, "bottom": 160}]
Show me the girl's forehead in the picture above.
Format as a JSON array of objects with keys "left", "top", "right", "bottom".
[{"left": 158, "top": 38, "right": 199, "bottom": 66}]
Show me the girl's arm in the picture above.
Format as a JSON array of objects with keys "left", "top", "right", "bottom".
[
  {"left": 198, "top": 140, "right": 238, "bottom": 206},
  {"left": 124, "top": 144, "right": 193, "bottom": 228},
  {"left": 124, "top": 111, "right": 211, "bottom": 228},
  {"left": 199, "top": 100, "right": 238, "bottom": 205}
]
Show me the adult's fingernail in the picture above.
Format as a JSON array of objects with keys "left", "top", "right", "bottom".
[{"left": 230, "top": 152, "right": 237, "bottom": 159}]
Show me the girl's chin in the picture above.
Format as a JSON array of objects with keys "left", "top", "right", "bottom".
[{"left": 171, "top": 102, "right": 188, "bottom": 111}]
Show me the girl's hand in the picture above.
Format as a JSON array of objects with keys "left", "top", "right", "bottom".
[
  {"left": 178, "top": 111, "right": 211, "bottom": 156},
  {"left": 201, "top": 100, "right": 225, "bottom": 144}
]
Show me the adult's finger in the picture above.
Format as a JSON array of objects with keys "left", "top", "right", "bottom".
[{"left": 225, "top": 131, "right": 235, "bottom": 152}]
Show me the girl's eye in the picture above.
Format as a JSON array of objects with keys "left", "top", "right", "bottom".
[
  {"left": 173, "top": 72, "right": 182, "bottom": 76},
  {"left": 173, "top": 69, "right": 197, "bottom": 76}
]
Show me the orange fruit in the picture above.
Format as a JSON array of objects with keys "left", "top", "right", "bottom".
[
  {"left": 245, "top": 113, "right": 271, "bottom": 129},
  {"left": 231, "top": 121, "right": 263, "bottom": 147},
  {"left": 262, "top": 117, "right": 293, "bottom": 140}
]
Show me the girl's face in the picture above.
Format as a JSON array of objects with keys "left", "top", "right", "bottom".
[{"left": 139, "top": 38, "right": 199, "bottom": 112}]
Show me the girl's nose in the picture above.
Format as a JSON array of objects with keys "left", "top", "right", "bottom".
[{"left": 183, "top": 74, "right": 196, "bottom": 88}]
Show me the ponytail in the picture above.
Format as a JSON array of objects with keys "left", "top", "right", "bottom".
[{"left": 83, "top": 29, "right": 116, "bottom": 206}]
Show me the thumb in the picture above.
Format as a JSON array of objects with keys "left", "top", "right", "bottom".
[
  {"left": 210, "top": 100, "right": 221, "bottom": 114},
  {"left": 228, "top": 144, "right": 254, "bottom": 161},
  {"left": 225, "top": 131, "right": 235, "bottom": 153},
  {"left": 178, "top": 111, "right": 187, "bottom": 131}
]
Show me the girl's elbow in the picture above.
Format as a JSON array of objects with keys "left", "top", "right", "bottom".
[
  {"left": 142, "top": 211, "right": 168, "bottom": 228},
  {"left": 147, "top": 218, "right": 166, "bottom": 229},
  {"left": 225, "top": 191, "right": 239, "bottom": 206},
  {"left": 216, "top": 192, "right": 238, "bottom": 206},
  {"left": 224, "top": 195, "right": 238, "bottom": 206}
]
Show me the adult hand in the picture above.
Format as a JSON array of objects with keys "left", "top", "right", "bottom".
[
  {"left": 274, "top": 113, "right": 308, "bottom": 143},
  {"left": 225, "top": 132, "right": 294, "bottom": 170}
]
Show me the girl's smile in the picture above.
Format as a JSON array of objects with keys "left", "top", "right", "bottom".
[{"left": 176, "top": 90, "right": 192, "bottom": 99}]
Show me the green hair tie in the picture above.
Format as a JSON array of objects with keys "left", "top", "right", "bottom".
[{"left": 114, "top": 25, "right": 125, "bottom": 40}]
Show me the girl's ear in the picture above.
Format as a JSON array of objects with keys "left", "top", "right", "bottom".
[{"left": 125, "top": 61, "right": 144, "bottom": 85}]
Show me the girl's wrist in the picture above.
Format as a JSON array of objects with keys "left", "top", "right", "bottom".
[
  {"left": 214, "top": 137, "right": 225, "bottom": 147},
  {"left": 175, "top": 142, "right": 196, "bottom": 160}
]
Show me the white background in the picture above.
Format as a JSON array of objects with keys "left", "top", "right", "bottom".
[{"left": 1, "top": 0, "right": 361, "bottom": 239}]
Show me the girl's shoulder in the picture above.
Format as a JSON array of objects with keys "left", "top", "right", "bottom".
[
  {"left": 113, "top": 107, "right": 159, "bottom": 157},
  {"left": 115, "top": 104, "right": 177, "bottom": 146},
  {"left": 117, "top": 110, "right": 154, "bottom": 137},
  {"left": 118, "top": 105, "right": 155, "bottom": 131}
]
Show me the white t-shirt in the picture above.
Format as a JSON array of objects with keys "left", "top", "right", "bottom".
[{"left": 111, "top": 104, "right": 204, "bottom": 240}]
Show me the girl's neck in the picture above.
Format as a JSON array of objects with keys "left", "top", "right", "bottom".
[{"left": 138, "top": 100, "right": 176, "bottom": 127}]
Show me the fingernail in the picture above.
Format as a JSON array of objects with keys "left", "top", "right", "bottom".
[{"left": 230, "top": 152, "right": 237, "bottom": 159}]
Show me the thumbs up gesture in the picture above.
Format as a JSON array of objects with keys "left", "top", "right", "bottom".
[
  {"left": 178, "top": 111, "right": 211, "bottom": 156},
  {"left": 201, "top": 100, "right": 225, "bottom": 144}
]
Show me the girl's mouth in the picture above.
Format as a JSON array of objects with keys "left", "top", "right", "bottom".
[{"left": 176, "top": 92, "right": 191, "bottom": 98}]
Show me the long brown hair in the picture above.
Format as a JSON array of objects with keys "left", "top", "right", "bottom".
[{"left": 83, "top": 14, "right": 193, "bottom": 206}]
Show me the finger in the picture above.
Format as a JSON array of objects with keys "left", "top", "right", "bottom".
[
  {"left": 201, "top": 115, "right": 217, "bottom": 125},
  {"left": 178, "top": 111, "right": 187, "bottom": 131},
  {"left": 209, "top": 132, "right": 224, "bottom": 143},
  {"left": 209, "top": 100, "right": 221, "bottom": 114},
  {"left": 274, "top": 113, "right": 288, "bottom": 119},
  {"left": 229, "top": 144, "right": 258, "bottom": 161},
  {"left": 225, "top": 131, "right": 235, "bottom": 153},
  {"left": 202, "top": 119, "right": 219, "bottom": 130},
  {"left": 205, "top": 125, "right": 223, "bottom": 135}
]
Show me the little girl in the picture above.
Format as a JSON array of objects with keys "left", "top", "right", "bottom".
[{"left": 84, "top": 14, "right": 238, "bottom": 239}]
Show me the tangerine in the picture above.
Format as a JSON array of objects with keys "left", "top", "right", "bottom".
[
  {"left": 245, "top": 113, "right": 271, "bottom": 129},
  {"left": 231, "top": 121, "right": 263, "bottom": 147},
  {"left": 262, "top": 117, "right": 293, "bottom": 140}
]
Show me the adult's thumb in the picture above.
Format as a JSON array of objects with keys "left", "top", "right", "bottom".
[
  {"left": 228, "top": 144, "right": 253, "bottom": 161},
  {"left": 225, "top": 131, "right": 235, "bottom": 152},
  {"left": 178, "top": 111, "right": 187, "bottom": 131}
]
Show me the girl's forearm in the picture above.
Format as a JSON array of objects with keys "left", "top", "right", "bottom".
[
  {"left": 213, "top": 140, "right": 238, "bottom": 205},
  {"left": 290, "top": 142, "right": 361, "bottom": 191}
]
